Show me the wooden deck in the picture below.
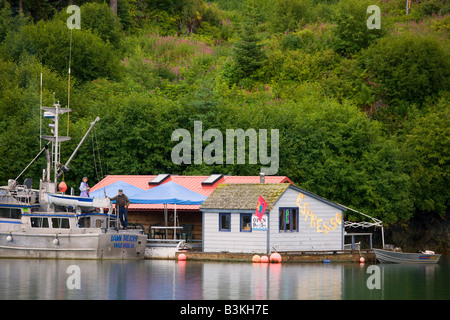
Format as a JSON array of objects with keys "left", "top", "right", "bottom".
[
  {"left": 172, "top": 250, "right": 376, "bottom": 263},
  {"left": 128, "top": 210, "right": 202, "bottom": 240}
]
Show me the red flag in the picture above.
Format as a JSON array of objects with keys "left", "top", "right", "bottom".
[{"left": 255, "top": 195, "right": 268, "bottom": 222}]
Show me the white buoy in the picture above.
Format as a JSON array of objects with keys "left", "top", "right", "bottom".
[
  {"left": 53, "top": 238, "right": 59, "bottom": 245},
  {"left": 6, "top": 234, "right": 12, "bottom": 242}
]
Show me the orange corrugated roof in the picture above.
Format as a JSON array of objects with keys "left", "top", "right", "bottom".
[{"left": 90, "top": 174, "right": 293, "bottom": 211}]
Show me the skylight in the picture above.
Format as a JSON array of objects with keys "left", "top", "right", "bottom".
[
  {"left": 201, "top": 174, "right": 223, "bottom": 185},
  {"left": 148, "top": 174, "right": 170, "bottom": 185}
]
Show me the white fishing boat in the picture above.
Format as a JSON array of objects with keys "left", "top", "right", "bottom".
[
  {"left": 374, "top": 248, "right": 441, "bottom": 264},
  {"left": 0, "top": 102, "right": 146, "bottom": 260}
]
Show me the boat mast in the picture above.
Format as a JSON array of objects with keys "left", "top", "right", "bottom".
[{"left": 41, "top": 102, "right": 71, "bottom": 186}]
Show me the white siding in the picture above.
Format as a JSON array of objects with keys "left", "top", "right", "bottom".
[
  {"left": 203, "top": 211, "right": 268, "bottom": 253},
  {"left": 270, "top": 188, "right": 344, "bottom": 252}
]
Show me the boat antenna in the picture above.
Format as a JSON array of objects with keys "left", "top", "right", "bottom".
[
  {"left": 67, "top": 27, "right": 73, "bottom": 136},
  {"left": 39, "top": 70, "right": 43, "bottom": 149}
]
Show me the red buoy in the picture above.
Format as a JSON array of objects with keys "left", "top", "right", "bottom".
[
  {"left": 178, "top": 253, "right": 187, "bottom": 261},
  {"left": 260, "top": 255, "right": 269, "bottom": 263},
  {"left": 270, "top": 252, "right": 282, "bottom": 263},
  {"left": 252, "top": 255, "right": 261, "bottom": 263},
  {"left": 58, "top": 181, "right": 67, "bottom": 193}
]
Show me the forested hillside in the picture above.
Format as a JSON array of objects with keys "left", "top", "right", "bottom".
[{"left": 0, "top": 0, "right": 448, "bottom": 247}]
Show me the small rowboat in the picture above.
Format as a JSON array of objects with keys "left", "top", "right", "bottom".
[
  {"left": 48, "top": 193, "right": 110, "bottom": 208},
  {"left": 374, "top": 248, "right": 441, "bottom": 264}
]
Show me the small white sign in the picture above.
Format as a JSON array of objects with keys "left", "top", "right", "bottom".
[{"left": 252, "top": 214, "right": 268, "bottom": 231}]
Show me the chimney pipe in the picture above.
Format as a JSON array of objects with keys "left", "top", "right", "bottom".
[{"left": 260, "top": 172, "right": 265, "bottom": 183}]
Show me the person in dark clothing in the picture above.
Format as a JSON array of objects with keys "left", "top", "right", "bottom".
[{"left": 109, "top": 189, "right": 130, "bottom": 229}]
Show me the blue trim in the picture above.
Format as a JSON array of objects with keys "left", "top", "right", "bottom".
[
  {"left": 22, "top": 213, "right": 75, "bottom": 218},
  {"left": 240, "top": 213, "right": 252, "bottom": 232},
  {"left": 49, "top": 194, "right": 93, "bottom": 202},
  {"left": 0, "top": 204, "right": 40, "bottom": 208},
  {"left": 76, "top": 213, "right": 116, "bottom": 218},
  {"left": 219, "top": 213, "right": 231, "bottom": 232},
  {"left": 0, "top": 220, "right": 22, "bottom": 224}
]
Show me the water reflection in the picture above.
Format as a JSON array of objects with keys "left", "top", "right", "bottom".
[
  {"left": 200, "top": 262, "right": 345, "bottom": 300},
  {"left": 0, "top": 258, "right": 448, "bottom": 300}
]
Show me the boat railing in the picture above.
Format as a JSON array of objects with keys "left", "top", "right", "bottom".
[{"left": 0, "top": 185, "right": 38, "bottom": 205}]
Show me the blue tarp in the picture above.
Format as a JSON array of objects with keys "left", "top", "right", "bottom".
[
  {"left": 129, "top": 181, "right": 207, "bottom": 205},
  {"left": 89, "top": 180, "right": 143, "bottom": 199}
]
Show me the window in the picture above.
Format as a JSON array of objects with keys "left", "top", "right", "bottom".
[
  {"left": 219, "top": 213, "right": 230, "bottom": 231},
  {"left": 31, "top": 217, "right": 49, "bottom": 228},
  {"left": 279, "top": 208, "right": 298, "bottom": 232},
  {"left": 52, "top": 218, "right": 70, "bottom": 229},
  {"left": 79, "top": 216, "right": 91, "bottom": 228},
  {"left": 95, "top": 219, "right": 103, "bottom": 228},
  {"left": 240, "top": 213, "right": 252, "bottom": 232},
  {"left": 0, "top": 207, "right": 21, "bottom": 219}
]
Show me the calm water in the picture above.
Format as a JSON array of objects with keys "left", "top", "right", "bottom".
[{"left": 0, "top": 257, "right": 448, "bottom": 300}]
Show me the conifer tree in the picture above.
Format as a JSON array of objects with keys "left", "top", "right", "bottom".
[{"left": 230, "top": 0, "right": 265, "bottom": 85}]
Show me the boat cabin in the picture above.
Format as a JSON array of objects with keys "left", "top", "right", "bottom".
[{"left": 0, "top": 178, "right": 118, "bottom": 235}]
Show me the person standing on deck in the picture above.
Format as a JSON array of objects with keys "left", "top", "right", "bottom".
[
  {"left": 109, "top": 189, "right": 130, "bottom": 230},
  {"left": 79, "top": 177, "right": 90, "bottom": 197}
]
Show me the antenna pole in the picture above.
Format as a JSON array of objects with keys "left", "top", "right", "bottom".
[
  {"left": 54, "top": 102, "right": 59, "bottom": 185},
  {"left": 67, "top": 28, "right": 73, "bottom": 136},
  {"left": 40, "top": 72, "right": 43, "bottom": 149}
]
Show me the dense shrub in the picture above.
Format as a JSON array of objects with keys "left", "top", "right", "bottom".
[
  {"left": 1, "top": 19, "right": 120, "bottom": 82},
  {"left": 360, "top": 33, "right": 450, "bottom": 106}
]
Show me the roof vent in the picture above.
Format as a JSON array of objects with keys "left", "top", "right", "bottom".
[
  {"left": 148, "top": 174, "right": 170, "bottom": 185},
  {"left": 201, "top": 174, "right": 223, "bottom": 185}
]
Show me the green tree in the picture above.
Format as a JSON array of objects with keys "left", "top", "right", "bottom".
[
  {"left": 224, "top": 2, "right": 265, "bottom": 87},
  {"left": 1, "top": 18, "right": 120, "bottom": 82},
  {"left": 79, "top": 2, "right": 122, "bottom": 49},
  {"left": 269, "top": 0, "right": 316, "bottom": 33},
  {"left": 332, "top": 0, "right": 383, "bottom": 56},
  {"left": 0, "top": 56, "right": 68, "bottom": 186},
  {"left": 401, "top": 98, "right": 450, "bottom": 218},
  {"left": 360, "top": 33, "right": 450, "bottom": 106}
]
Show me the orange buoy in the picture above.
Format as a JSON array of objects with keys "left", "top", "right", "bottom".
[
  {"left": 270, "top": 252, "right": 282, "bottom": 263},
  {"left": 260, "top": 255, "right": 269, "bottom": 263},
  {"left": 252, "top": 255, "right": 261, "bottom": 263},
  {"left": 178, "top": 253, "right": 187, "bottom": 261},
  {"left": 359, "top": 257, "right": 365, "bottom": 263},
  {"left": 58, "top": 181, "right": 67, "bottom": 193}
]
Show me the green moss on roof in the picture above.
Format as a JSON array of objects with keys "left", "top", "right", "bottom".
[{"left": 200, "top": 183, "right": 290, "bottom": 210}]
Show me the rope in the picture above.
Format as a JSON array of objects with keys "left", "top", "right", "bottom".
[
  {"left": 94, "top": 126, "right": 104, "bottom": 179},
  {"left": 92, "top": 133, "right": 99, "bottom": 182},
  {"left": 91, "top": 126, "right": 104, "bottom": 182}
]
